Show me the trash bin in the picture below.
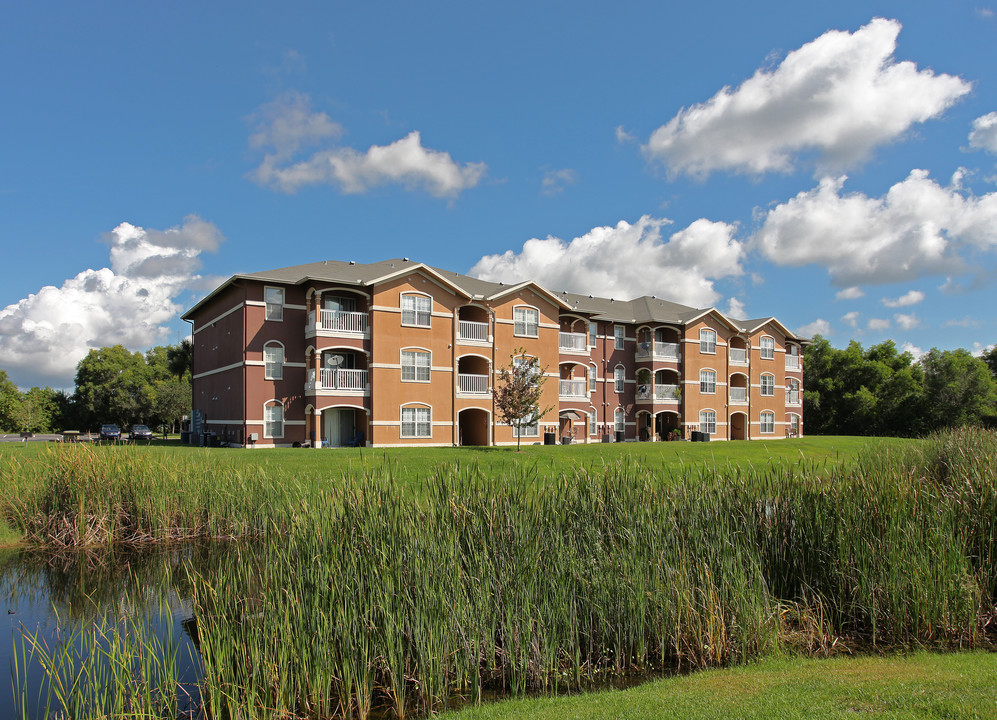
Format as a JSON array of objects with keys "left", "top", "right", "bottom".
[
  {"left": 601, "top": 434, "right": 612, "bottom": 443},
  {"left": 701, "top": 432, "right": 711, "bottom": 442},
  {"left": 691, "top": 431, "right": 702, "bottom": 442},
  {"left": 615, "top": 430, "right": 625, "bottom": 443},
  {"left": 543, "top": 431, "right": 557, "bottom": 446},
  {"left": 561, "top": 436, "right": 572, "bottom": 445}
]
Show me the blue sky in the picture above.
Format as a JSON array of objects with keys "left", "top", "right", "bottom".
[{"left": 2, "top": 1, "right": 997, "bottom": 388}]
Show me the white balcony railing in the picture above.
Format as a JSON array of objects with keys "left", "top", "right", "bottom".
[
  {"left": 458, "top": 373, "right": 489, "bottom": 394},
  {"left": 558, "top": 379, "right": 587, "bottom": 398},
  {"left": 730, "top": 348, "right": 748, "bottom": 365},
  {"left": 319, "top": 310, "right": 368, "bottom": 334},
  {"left": 654, "top": 384, "right": 680, "bottom": 401},
  {"left": 730, "top": 387, "right": 748, "bottom": 403},
  {"left": 786, "top": 389, "right": 801, "bottom": 405},
  {"left": 785, "top": 355, "right": 800, "bottom": 370},
  {"left": 635, "top": 341, "right": 680, "bottom": 361},
  {"left": 558, "top": 332, "right": 588, "bottom": 351},
  {"left": 320, "top": 368, "right": 367, "bottom": 391},
  {"left": 458, "top": 320, "right": 489, "bottom": 343}
]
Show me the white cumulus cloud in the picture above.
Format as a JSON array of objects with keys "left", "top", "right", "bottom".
[
  {"left": 541, "top": 168, "right": 577, "bottom": 196},
  {"left": 251, "top": 93, "right": 486, "bottom": 198},
  {"left": 470, "top": 215, "right": 743, "bottom": 307},
  {"left": 894, "top": 312, "right": 920, "bottom": 330},
  {"left": 725, "top": 296, "right": 746, "bottom": 319},
  {"left": 882, "top": 289, "right": 925, "bottom": 307},
  {"left": 643, "top": 18, "right": 970, "bottom": 178},
  {"left": 868, "top": 317, "right": 892, "bottom": 331},
  {"left": 0, "top": 216, "right": 223, "bottom": 389},
  {"left": 797, "top": 318, "right": 831, "bottom": 337},
  {"left": 836, "top": 286, "right": 865, "bottom": 300},
  {"left": 754, "top": 170, "right": 997, "bottom": 286},
  {"left": 842, "top": 311, "right": 860, "bottom": 328},
  {"left": 969, "top": 112, "right": 997, "bottom": 154}
]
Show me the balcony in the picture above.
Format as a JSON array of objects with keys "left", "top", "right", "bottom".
[
  {"left": 308, "top": 310, "right": 369, "bottom": 337},
  {"left": 730, "top": 348, "right": 748, "bottom": 365},
  {"left": 730, "top": 387, "right": 748, "bottom": 404},
  {"left": 458, "top": 320, "right": 490, "bottom": 343},
  {"left": 785, "top": 356, "right": 801, "bottom": 371},
  {"left": 458, "top": 373, "right": 489, "bottom": 394},
  {"left": 558, "top": 332, "right": 588, "bottom": 352},
  {"left": 558, "top": 379, "right": 587, "bottom": 398},
  {"left": 786, "top": 389, "right": 801, "bottom": 405},
  {"left": 636, "top": 383, "right": 680, "bottom": 402},
  {"left": 306, "top": 368, "right": 368, "bottom": 393},
  {"left": 635, "top": 341, "right": 680, "bottom": 361}
]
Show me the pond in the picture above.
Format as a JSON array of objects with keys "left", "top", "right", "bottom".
[{"left": 1, "top": 544, "right": 215, "bottom": 719}]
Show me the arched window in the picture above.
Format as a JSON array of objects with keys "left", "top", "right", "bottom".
[
  {"left": 614, "top": 365, "right": 625, "bottom": 393},
  {"left": 401, "top": 348, "right": 431, "bottom": 382},
  {"left": 513, "top": 306, "right": 539, "bottom": 337},
  {"left": 699, "top": 369, "right": 716, "bottom": 394},
  {"left": 761, "top": 373, "right": 775, "bottom": 396},
  {"left": 700, "top": 329, "right": 717, "bottom": 354},
  {"left": 786, "top": 378, "right": 800, "bottom": 404},
  {"left": 760, "top": 411, "right": 775, "bottom": 434},
  {"left": 401, "top": 404, "right": 432, "bottom": 438},
  {"left": 614, "top": 408, "right": 626, "bottom": 434},
  {"left": 589, "top": 363, "right": 598, "bottom": 392},
  {"left": 264, "top": 341, "right": 284, "bottom": 380},
  {"left": 760, "top": 336, "right": 775, "bottom": 360},
  {"left": 699, "top": 410, "right": 716, "bottom": 435},
  {"left": 264, "top": 400, "right": 284, "bottom": 439},
  {"left": 401, "top": 293, "right": 432, "bottom": 327}
]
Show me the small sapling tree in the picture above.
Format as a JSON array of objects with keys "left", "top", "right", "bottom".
[{"left": 495, "top": 348, "right": 552, "bottom": 450}]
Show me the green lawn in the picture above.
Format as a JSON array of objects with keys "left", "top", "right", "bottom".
[
  {"left": 0, "top": 435, "right": 915, "bottom": 487},
  {"left": 440, "top": 651, "right": 997, "bottom": 720}
]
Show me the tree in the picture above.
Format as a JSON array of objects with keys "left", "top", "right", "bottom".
[
  {"left": 166, "top": 338, "right": 193, "bottom": 380},
  {"left": 494, "top": 349, "right": 552, "bottom": 450},
  {"left": 151, "top": 378, "right": 191, "bottom": 433},
  {"left": 73, "top": 345, "right": 155, "bottom": 428},
  {"left": 920, "top": 348, "right": 997, "bottom": 429},
  {"left": 12, "top": 386, "right": 59, "bottom": 433},
  {"left": 983, "top": 345, "right": 997, "bottom": 380},
  {"left": 0, "top": 369, "right": 20, "bottom": 432}
]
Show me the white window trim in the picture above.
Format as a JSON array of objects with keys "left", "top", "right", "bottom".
[
  {"left": 700, "top": 329, "right": 717, "bottom": 354},
  {"left": 400, "top": 347, "right": 432, "bottom": 383},
  {"left": 760, "top": 411, "right": 775, "bottom": 434},
  {"left": 699, "top": 369, "right": 717, "bottom": 395},
  {"left": 400, "top": 404, "right": 432, "bottom": 438},
  {"left": 264, "top": 341, "right": 285, "bottom": 381},
  {"left": 513, "top": 305, "right": 540, "bottom": 338},
  {"left": 264, "top": 286, "right": 285, "bottom": 322},
  {"left": 263, "top": 400, "right": 284, "bottom": 439},
  {"left": 614, "top": 364, "right": 626, "bottom": 393},
  {"left": 614, "top": 325, "right": 626, "bottom": 350},
  {"left": 614, "top": 408, "right": 626, "bottom": 433},
  {"left": 401, "top": 292, "right": 433, "bottom": 328},
  {"left": 589, "top": 363, "right": 598, "bottom": 393},
  {"left": 589, "top": 322, "right": 598, "bottom": 347},
  {"left": 699, "top": 409, "right": 717, "bottom": 435},
  {"left": 761, "top": 373, "right": 775, "bottom": 397},
  {"left": 760, "top": 336, "right": 776, "bottom": 360}
]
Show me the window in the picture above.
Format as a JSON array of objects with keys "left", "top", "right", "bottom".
[
  {"left": 789, "top": 414, "right": 800, "bottom": 435},
  {"left": 401, "top": 350, "right": 431, "bottom": 382},
  {"left": 614, "top": 366, "right": 625, "bottom": 393},
  {"left": 401, "top": 406, "right": 432, "bottom": 438},
  {"left": 761, "top": 374, "right": 775, "bottom": 396},
  {"left": 760, "top": 337, "right": 775, "bottom": 360},
  {"left": 786, "top": 378, "right": 800, "bottom": 404},
  {"left": 699, "top": 410, "right": 716, "bottom": 435},
  {"left": 512, "top": 419, "right": 539, "bottom": 437},
  {"left": 401, "top": 293, "right": 432, "bottom": 327},
  {"left": 614, "top": 325, "right": 625, "bottom": 350},
  {"left": 699, "top": 369, "right": 716, "bottom": 394},
  {"left": 589, "top": 409, "right": 597, "bottom": 435},
  {"left": 589, "top": 364, "right": 597, "bottom": 392},
  {"left": 265, "top": 287, "right": 284, "bottom": 321},
  {"left": 513, "top": 355, "right": 540, "bottom": 386},
  {"left": 760, "top": 411, "right": 775, "bottom": 434},
  {"left": 700, "top": 329, "right": 716, "bottom": 354},
  {"left": 264, "top": 342, "right": 284, "bottom": 380},
  {"left": 589, "top": 322, "right": 597, "bottom": 346},
  {"left": 513, "top": 306, "right": 539, "bottom": 337},
  {"left": 264, "top": 401, "right": 283, "bottom": 439},
  {"left": 615, "top": 409, "right": 626, "bottom": 434}
]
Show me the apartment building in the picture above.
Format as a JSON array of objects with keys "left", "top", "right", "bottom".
[{"left": 182, "top": 258, "right": 805, "bottom": 447}]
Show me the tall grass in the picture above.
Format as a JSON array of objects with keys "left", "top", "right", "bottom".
[{"left": 5, "top": 428, "right": 997, "bottom": 718}]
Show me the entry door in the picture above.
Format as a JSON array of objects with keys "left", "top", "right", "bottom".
[{"left": 323, "top": 409, "right": 355, "bottom": 446}]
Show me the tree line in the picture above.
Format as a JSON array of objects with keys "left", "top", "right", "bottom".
[
  {"left": 0, "top": 340, "right": 192, "bottom": 434},
  {"left": 803, "top": 337, "right": 997, "bottom": 436}
]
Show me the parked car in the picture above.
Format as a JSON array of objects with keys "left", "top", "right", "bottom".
[
  {"left": 99, "top": 424, "right": 121, "bottom": 441},
  {"left": 129, "top": 424, "right": 153, "bottom": 441}
]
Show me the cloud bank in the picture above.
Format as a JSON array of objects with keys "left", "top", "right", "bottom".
[
  {"left": 0, "top": 216, "right": 223, "bottom": 389},
  {"left": 470, "top": 215, "right": 743, "bottom": 307},
  {"left": 251, "top": 92, "right": 486, "bottom": 198},
  {"left": 643, "top": 18, "right": 970, "bottom": 178},
  {"left": 754, "top": 170, "right": 997, "bottom": 286}
]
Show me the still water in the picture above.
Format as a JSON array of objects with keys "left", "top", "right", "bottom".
[{"left": 0, "top": 544, "right": 221, "bottom": 719}]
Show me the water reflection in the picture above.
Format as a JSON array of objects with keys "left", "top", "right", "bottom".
[{"left": 1, "top": 543, "right": 237, "bottom": 719}]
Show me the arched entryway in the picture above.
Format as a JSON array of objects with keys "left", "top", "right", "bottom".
[
  {"left": 319, "top": 406, "right": 368, "bottom": 447},
  {"left": 558, "top": 410, "right": 586, "bottom": 443},
  {"left": 458, "top": 407, "right": 490, "bottom": 446},
  {"left": 655, "top": 411, "right": 680, "bottom": 440},
  {"left": 730, "top": 412, "right": 748, "bottom": 441},
  {"left": 636, "top": 410, "right": 654, "bottom": 441}
]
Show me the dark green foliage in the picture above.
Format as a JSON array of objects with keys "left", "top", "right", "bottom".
[{"left": 803, "top": 336, "right": 996, "bottom": 436}]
